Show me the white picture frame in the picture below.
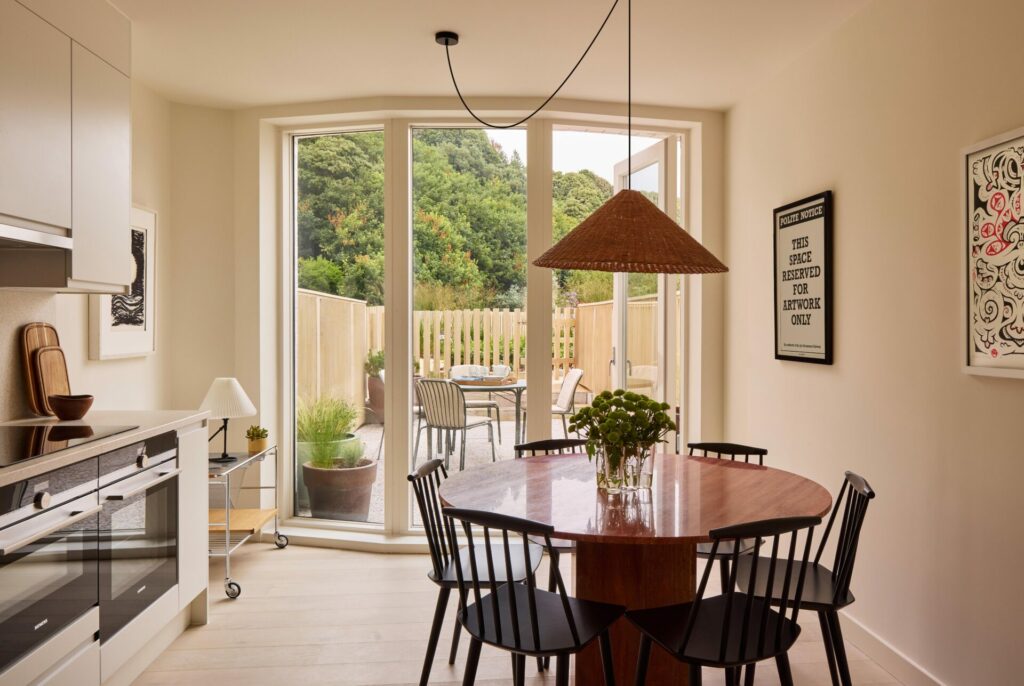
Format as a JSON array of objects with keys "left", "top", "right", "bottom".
[
  {"left": 89, "top": 206, "right": 157, "bottom": 360},
  {"left": 963, "top": 127, "right": 1024, "bottom": 378}
]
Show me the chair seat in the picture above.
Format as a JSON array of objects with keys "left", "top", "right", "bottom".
[
  {"left": 696, "top": 538, "right": 756, "bottom": 559},
  {"left": 430, "top": 542, "right": 544, "bottom": 588},
  {"left": 462, "top": 582, "right": 623, "bottom": 655},
  {"left": 626, "top": 594, "right": 801, "bottom": 667},
  {"left": 734, "top": 556, "right": 854, "bottom": 611}
]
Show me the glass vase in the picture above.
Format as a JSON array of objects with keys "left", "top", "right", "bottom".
[
  {"left": 595, "top": 445, "right": 626, "bottom": 494},
  {"left": 625, "top": 447, "right": 654, "bottom": 490}
]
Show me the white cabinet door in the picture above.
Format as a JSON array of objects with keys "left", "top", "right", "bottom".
[
  {"left": 176, "top": 424, "right": 210, "bottom": 611},
  {"left": 0, "top": 0, "right": 71, "bottom": 230},
  {"left": 71, "top": 42, "right": 130, "bottom": 290}
]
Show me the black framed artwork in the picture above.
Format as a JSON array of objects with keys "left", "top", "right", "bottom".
[{"left": 773, "top": 191, "right": 833, "bottom": 364}]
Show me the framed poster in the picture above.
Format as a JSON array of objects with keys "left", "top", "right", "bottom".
[
  {"left": 964, "top": 128, "right": 1024, "bottom": 377},
  {"left": 89, "top": 206, "right": 157, "bottom": 360},
  {"left": 774, "top": 191, "right": 833, "bottom": 364}
]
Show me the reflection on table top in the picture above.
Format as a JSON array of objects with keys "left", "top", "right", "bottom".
[{"left": 439, "top": 453, "right": 832, "bottom": 545}]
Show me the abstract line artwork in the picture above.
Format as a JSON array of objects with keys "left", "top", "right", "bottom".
[{"left": 111, "top": 229, "right": 146, "bottom": 328}]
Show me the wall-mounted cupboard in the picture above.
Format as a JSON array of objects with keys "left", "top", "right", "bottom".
[{"left": 0, "top": 0, "right": 131, "bottom": 293}]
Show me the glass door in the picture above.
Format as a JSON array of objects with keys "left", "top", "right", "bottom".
[{"left": 611, "top": 139, "right": 668, "bottom": 398}]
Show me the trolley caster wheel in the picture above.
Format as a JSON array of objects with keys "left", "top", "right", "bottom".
[
  {"left": 274, "top": 534, "right": 289, "bottom": 549},
  {"left": 225, "top": 581, "right": 241, "bottom": 599}
]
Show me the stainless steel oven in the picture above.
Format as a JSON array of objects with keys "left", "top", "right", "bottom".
[
  {"left": 0, "top": 457, "right": 100, "bottom": 674},
  {"left": 98, "top": 432, "right": 178, "bottom": 642}
]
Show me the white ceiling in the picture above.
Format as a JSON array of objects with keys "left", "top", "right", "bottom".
[{"left": 111, "top": 0, "right": 868, "bottom": 110}]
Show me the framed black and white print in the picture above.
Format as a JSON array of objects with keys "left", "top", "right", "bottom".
[
  {"left": 774, "top": 191, "right": 833, "bottom": 364},
  {"left": 964, "top": 127, "right": 1024, "bottom": 377},
  {"left": 89, "top": 207, "right": 157, "bottom": 360}
]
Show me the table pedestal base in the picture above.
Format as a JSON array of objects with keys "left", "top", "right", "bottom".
[{"left": 575, "top": 541, "right": 696, "bottom": 686}]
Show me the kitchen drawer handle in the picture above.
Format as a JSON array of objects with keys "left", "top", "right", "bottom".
[
  {"left": 103, "top": 468, "right": 180, "bottom": 501},
  {"left": 0, "top": 503, "right": 103, "bottom": 557}
]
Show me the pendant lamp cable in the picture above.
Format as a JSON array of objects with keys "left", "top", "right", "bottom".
[
  {"left": 627, "top": 0, "right": 631, "bottom": 190},
  {"left": 442, "top": 0, "right": 620, "bottom": 129}
]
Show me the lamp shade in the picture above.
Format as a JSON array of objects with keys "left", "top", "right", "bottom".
[
  {"left": 199, "top": 378, "right": 256, "bottom": 419},
  {"left": 533, "top": 189, "right": 728, "bottom": 274}
]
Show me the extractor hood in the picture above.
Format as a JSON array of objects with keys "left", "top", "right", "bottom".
[{"left": 0, "top": 221, "right": 73, "bottom": 250}]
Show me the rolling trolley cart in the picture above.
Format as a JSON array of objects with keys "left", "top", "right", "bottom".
[{"left": 208, "top": 445, "right": 288, "bottom": 598}]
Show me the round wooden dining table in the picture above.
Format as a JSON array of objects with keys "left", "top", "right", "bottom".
[{"left": 439, "top": 452, "right": 832, "bottom": 685}]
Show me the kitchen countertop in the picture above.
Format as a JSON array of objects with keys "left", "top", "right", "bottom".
[{"left": 0, "top": 410, "right": 209, "bottom": 487}]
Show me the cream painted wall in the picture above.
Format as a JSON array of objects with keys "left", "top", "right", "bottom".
[
  {"left": 165, "top": 104, "right": 238, "bottom": 427},
  {"left": 725, "top": 0, "right": 1024, "bottom": 683},
  {"left": 56, "top": 82, "right": 172, "bottom": 410}
]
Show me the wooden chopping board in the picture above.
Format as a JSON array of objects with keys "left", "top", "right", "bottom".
[
  {"left": 21, "top": 323, "right": 60, "bottom": 415},
  {"left": 33, "top": 346, "right": 71, "bottom": 416}
]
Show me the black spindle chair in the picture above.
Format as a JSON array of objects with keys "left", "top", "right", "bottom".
[
  {"left": 628, "top": 516, "right": 821, "bottom": 686},
  {"left": 513, "top": 438, "right": 587, "bottom": 669},
  {"left": 408, "top": 460, "right": 544, "bottom": 686},
  {"left": 687, "top": 442, "right": 769, "bottom": 593},
  {"left": 736, "top": 471, "right": 876, "bottom": 686},
  {"left": 443, "top": 507, "right": 625, "bottom": 686}
]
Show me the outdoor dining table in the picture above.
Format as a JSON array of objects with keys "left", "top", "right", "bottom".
[
  {"left": 439, "top": 452, "right": 832, "bottom": 685},
  {"left": 452, "top": 379, "right": 527, "bottom": 446}
]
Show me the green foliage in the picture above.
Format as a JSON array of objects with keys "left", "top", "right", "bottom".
[
  {"left": 297, "top": 256, "right": 344, "bottom": 295},
  {"left": 569, "top": 389, "right": 676, "bottom": 470},
  {"left": 297, "top": 129, "right": 621, "bottom": 309},
  {"left": 245, "top": 425, "right": 268, "bottom": 440},
  {"left": 335, "top": 438, "right": 365, "bottom": 469},
  {"left": 296, "top": 397, "right": 358, "bottom": 467},
  {"left": 364, "top": 349, "right": 385, "bottom": 377}
]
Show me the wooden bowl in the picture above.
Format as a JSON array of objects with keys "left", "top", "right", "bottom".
[{"left": 47, "top": 394, "right": 93, "bottom": 421}]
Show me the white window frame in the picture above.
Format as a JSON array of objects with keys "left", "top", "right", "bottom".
[{"left": 273, "top": 106, "right": 710, "bottom": 549}]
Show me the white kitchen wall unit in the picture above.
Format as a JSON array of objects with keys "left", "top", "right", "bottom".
[
  {"left": 0, "top": 0, "right": 72, "bottom": 232},
  {"left": 70, "top": 42, "right": 130, "bottom": 290},
  {"left": 0, "top": 0, "right": 131, "bottom": 293},
  {"left": 15, "top": 0, "right": 130, "bottom": 76}
]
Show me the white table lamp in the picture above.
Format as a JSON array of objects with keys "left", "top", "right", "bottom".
[{"left": 200, "top": 377, "right": 257, "bottom": 463}]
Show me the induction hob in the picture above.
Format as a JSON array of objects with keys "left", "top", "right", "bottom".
[{"left": 0, "top": 424, "right": 138, "bottom": 468}]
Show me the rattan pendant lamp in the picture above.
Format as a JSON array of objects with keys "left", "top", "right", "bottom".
[{"left": 436, "top": 0, "right": 726, "bottom": 275}]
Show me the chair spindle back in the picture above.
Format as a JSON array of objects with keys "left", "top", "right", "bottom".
[
  {"left": 408, "top": 459, "right": 456, "bottom": 581},
  {"left": 813, "top": 470, "right": 876, "bottom": 605},
  {"left": 514, "top": 438, "right": 587, "bottom": 459},
  {"left": 681, "top": 516, "right": 820, "bottom": 662},
  {"left": 687, "top": 442, "right": 768, "bottom": 465},
  {"left": 443, "top": 507, "right": 579, "bottom": 652}
]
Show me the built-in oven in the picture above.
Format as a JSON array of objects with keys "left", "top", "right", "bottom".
[
  {"left": 98, "top": 432, "right": 178, "bottom": 642},
  {"left": 0, "top": 457, "right": 100, "bottom": 674}
]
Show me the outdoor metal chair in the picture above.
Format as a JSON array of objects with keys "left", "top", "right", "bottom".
[{"left": 415, "top": 378, "right": 497, "bottom": 470}]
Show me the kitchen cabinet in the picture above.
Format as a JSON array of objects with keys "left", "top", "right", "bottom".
[
  {"left": 177, "top": 425, "right": 211, "bottom": 612},
  {"left": 16, "top": 0, "right": 131, "bottom": 77},
  {"left": 0, "top": 0, "right": 71, "bottom": 231},
  {"left": 71, "top": 43, "right": 130, "bottom": 291}
]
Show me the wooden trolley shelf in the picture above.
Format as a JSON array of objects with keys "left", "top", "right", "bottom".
[{"left": 208, "top": 507, "right": 278, "bottom": 534}]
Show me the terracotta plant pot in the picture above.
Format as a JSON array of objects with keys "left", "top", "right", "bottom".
[
  {"left": 295, "top": 434, "right": 360, "bottom": 509},
  {"left": 366, "top": 375, "right": 385, "bottom": 424},
  {"left": 302, "top": 459, "right": 377, "bottom": 521},
  {"left": 247, "top": 437, "right": 268, "bottom": 454}
]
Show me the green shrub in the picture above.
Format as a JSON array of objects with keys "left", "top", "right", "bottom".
[{"left": 297, "top": 397, "right": 358, "bottom": 468}]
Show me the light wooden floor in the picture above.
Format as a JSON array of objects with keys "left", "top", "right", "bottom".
[{"left": 136, "top": 543, "right": 902, "bottom": 685}]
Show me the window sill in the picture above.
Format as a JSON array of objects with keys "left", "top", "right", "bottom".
[{"left": 275, "top": 520, "right": 429, "bottom": 553}]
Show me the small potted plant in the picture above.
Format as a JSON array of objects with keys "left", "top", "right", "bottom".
[
  {"left": 296, "top": 397, "right": 376, "bottom": 521},
  {"left": 245, "top": 425, "right": 269, "bottom": 454},
  {"left": 569, "top": 389, "right": 676, "bottom": 493},
  {"left": 364, "top": 349, "right": 385, "bottom": 424}
]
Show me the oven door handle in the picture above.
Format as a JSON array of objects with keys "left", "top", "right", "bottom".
[
  {"left": 0, "top": 503, "right": 103, "bottom": 557},
  {"left": 103, "top": 468, "right": 180, "bottom": 501}
]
